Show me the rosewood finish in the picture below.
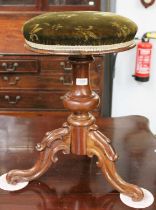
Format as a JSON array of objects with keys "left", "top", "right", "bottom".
[
  {"left": 6, "top": 55, "right": 143, "bottom": 202},
  {"left": 0, "top": 113, "right": 156, "bottom": 210}
]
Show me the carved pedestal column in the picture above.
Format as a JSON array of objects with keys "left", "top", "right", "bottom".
[{"left": 6, "top": 55, "right": 144, "bottom": 201}]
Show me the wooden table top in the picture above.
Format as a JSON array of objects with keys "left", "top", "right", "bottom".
[{"left": 0, "top": 112, "right": 156, "bottom": 210}]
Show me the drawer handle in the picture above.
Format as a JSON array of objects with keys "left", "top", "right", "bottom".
[
  {"left": 4, "top": 95, "right": 21, "bottom": 104},
  {"left": 59, "top": 76, "right": 73, "bottom": 85},
  {"left": 60, "top": 62, "right": 72, "bottom": 72},
  {"left": 3, "top": 76, "right": 20, "bottom": 86},
  {"left": 96, "top": 64, "right": 102, "bottom": 71},
  {"left": 60, "top": 96, "right": 64, "bottom": 100},
  {"left": 2, "top": 62, "right": 19, "bottom": 72}
]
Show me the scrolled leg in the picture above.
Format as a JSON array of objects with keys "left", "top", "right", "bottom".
[
  {"left": 6, "top": 125, "right": 71, "bottom": 185},
  {"left": 87, "top": 126, "right": 144, "bottom": 201}
]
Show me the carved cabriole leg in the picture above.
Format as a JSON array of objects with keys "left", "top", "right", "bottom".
[
  {"left": 87, "top": 125, "right": 144, "bottom": 202},
  {"left": 6, "top": 123, "right": 71, "bottom": 184}
]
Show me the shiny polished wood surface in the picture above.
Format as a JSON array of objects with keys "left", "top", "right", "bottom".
[
  {"left": 5, "top": 56, "right": 143, "bottom": 201},
  {"left": 0, "top": 113, "right": 156, "bottom": 210}
]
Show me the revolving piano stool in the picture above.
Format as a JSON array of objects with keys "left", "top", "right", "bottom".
[{"left": 2, "top": 11, "right": 154, "bottom": 209}]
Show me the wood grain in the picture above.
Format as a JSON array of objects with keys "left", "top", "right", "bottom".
[
  {"left": 5, "top": 55, "right": 144, "bottom": 202},
  {"left": 0, "top": 113, "right": 155, "bottom": 209}
]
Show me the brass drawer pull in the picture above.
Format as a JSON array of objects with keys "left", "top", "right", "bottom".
[
  {"left": 4, "top": 95, "right": 21, "bottom": 104},
  {"left": 96, "top": 64, "right": 102, "bottom": 71},
  {"left": 60, "top": 96, "right": 64, "bottom": 100},
  {"left": 3, "top": 76, "right": 20, "bottom": 85},
  {"left": 60, "top": 62, "right": 72, "bottom": 72},
  {"left": 2, "top": 62, "right": 19, "bottom": 72},
  {"left": 59, "top": 76, "right": 73, "bottom": 85}
]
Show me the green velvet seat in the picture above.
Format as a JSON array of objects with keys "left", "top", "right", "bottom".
[{"left": 23, "top": 11, "right": 137, "bottom": 54}]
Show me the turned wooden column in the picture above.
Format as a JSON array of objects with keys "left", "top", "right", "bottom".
[
  {"left": 5, "top": 55, "right": 144, "bottom": 202},
  {"left": 63, "top": 55, "right": 100, "bottom": 155}
]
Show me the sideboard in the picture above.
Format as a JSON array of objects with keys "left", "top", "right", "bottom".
[{"left": 0, "top": 0, "right": 105, "bottom": 114}]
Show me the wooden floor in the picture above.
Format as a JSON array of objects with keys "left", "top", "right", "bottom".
[{"left": 0, "top": 112, "right": 156, "bottom": 210}]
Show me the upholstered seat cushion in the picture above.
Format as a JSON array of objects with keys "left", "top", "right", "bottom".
[{"left": 23, "top": 11, "right": 137, "bottom": 54}]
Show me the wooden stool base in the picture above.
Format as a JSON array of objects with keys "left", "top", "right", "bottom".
[
  {"left": 6, "top": 55, "right": 144, "bottom": 202},
  {"left": 6, "top": 118, "right": 144, "bottom": 201}
]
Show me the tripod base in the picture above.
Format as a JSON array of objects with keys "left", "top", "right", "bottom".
[
  {"left": 0, "top": 55, "right": 152, "bottom": 208},
  {"left": 3, "top": 120, "right": 144, "bottom": 202}
]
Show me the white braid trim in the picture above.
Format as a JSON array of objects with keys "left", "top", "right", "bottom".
[{"left": 25, "top": 39, "right": 135, "bottom": 53}]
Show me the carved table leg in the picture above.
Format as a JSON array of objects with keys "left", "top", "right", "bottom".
[
  {"left": 87, "top": 125, "right": 144, "bottom": 201},
  {"left": 6, "top": 124, "right": 71, "bottom": 184}
]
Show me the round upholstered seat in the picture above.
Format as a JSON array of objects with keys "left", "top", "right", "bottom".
[{"left": 23, "top": 11, "right": 137, "bottom": 55}]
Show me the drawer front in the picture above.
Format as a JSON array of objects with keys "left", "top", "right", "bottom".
[
  {"left": 0, "top": 91, "right": 66, "bottom": 110},
  {"left": 41, "top": 56, "right": 103, "bottom": 89},
  {"left": 0, "top": 91, "right": 101, "bottom": 111},
  {"left": 0, "top": 59, "right": 39, "bottom": 73},
  {"left": 0, "top": 75, "right": 68, "bottom": 90},
  {"left": 41, "top": 57, "right": 72, "bottom": 73},
  {"left": 0, "top": 72, "right": 100, "bottom": 90},
  {"left": 41, "top": 56, "right": 103, "bottom": 73}
]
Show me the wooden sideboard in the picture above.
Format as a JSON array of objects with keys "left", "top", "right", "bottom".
[{"left": 0, "top": 12, "right": 104, "bottom": 114}]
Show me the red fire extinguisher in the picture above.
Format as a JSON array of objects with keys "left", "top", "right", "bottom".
[{"left": 134, "top": 36, "right": 152, "bottom": 82}]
